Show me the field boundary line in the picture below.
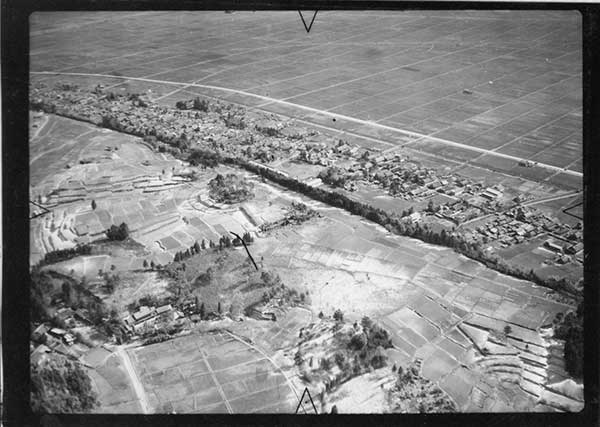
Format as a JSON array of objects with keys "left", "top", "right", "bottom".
[
  {"left": 223, "top": 330, "right": 302, "bottom": 404},
  {"left": 197, "top": 341, "right": 234, "bottom": 413}
]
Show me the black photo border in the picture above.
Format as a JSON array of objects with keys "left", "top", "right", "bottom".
[{"left": 2, "top": 1, "right": 599, "bottom": 426}]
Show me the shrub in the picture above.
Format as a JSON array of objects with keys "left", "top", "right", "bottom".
[
  {"left": 105, "top": 223, "right": 129, "bottom": 241},
  {"left": 320, "top": 357, "right": 332, "bottom": 371}
]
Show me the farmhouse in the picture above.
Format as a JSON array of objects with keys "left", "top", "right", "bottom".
[
  {"left": 544, "top": 239, "right": 563, "bottom": 253},
  {"left": 63, "top": 333, "right": 76, "bottom": 346},
  {"left": 74, "top": 308, "right": 92, "bottom": 324},
  {"left": 49, "top": 327, "right": 67, "bottom": 339},
  {"left": 31, "top": 344, "right": 52, "bottom": 366},
  {"left": 132, "top": 306, "right": 157, "bottom": 323},
  {"left": 32, "top": 324, "right": 49, "bottom": 342},
  {"left": 565, "top": 242, "right": 584, "bottom": 255},
  {"left": 156, "top": 304, "right": 175, "bottom": 320},
  {"left": 481, "top": 188, "right": 503, "bottom": 200}
]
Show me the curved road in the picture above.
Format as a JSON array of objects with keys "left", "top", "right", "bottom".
[{"left": 31, "top": 71, "right": 582, "bottom": 178}]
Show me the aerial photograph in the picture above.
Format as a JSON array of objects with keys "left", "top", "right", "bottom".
[{"left": 29, "top": 10, "right": 583, "bottom": 413}]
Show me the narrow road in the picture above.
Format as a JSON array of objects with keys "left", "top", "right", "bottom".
[
  {"left": 458, "top": 190, "right": 582, "bottom": 228},
  {"left": 31, "top": 70, "right": 582, "bottom": 178},
  {"left": 522, "top": 190, "right": 582, "bottom": 207},
  {"left": 116, "top": 346, "right": 151, "bottom": 414}
]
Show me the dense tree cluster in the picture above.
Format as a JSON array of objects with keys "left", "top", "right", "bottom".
[
  {"left": 175, "top": 96, "right": 211, "bottom": 112},
  {"left": 391, "top": 362, "right": 456, "bottom": 413},
  {"left": 187, "top": 149, "right": 222, "bottom": 167},
  {"left": 39, "top": 244, "right": 92, "bottom": 267},
  {"left": 208, "top": 173, "right": 254, "bottom": 204},
  {"left": 31, "top": 269, "right": 125, "bottom": 341},
  {"left": 31, "top": 358, "right": 98, "bottom": 413},
  {"left": 318, "top": 166, "right": 349, "bottom": 188},
  {"left": 554, "top": 302, "right": 584, "bottom": 378},
  {"left": 105, "top": 222, "right": 129, "bottom": 241},
  {"left": 344, "top": 316, "right": 393, "bottom": 372},
  {"left": 173, "top": 240, "right": 204, "bottom": 262}
]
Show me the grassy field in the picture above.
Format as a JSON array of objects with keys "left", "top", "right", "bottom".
[
  {"left": 31, "top": 11, "right": 581, "bottom": 181},
  {"left": 85, "top": 350, "right": 143, "bottom": 413}
]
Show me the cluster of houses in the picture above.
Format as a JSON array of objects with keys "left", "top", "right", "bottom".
[
  {"left": 471, "top": 204, "right": 583, "bottom": 263},
  {"left": 318, "top": 151, "right": 510, "bottom": 211},
  {"left": 296, "top": 138, "right": 359, "bottom": 167},
  {"left": 30, "top": 307, "right": 93, "bottom": 366},
  {"left": 30, "top": 84, "right": 318, "bottom": 168},
  {"left": 474, "top": 213, "right": 542, "bottom": 246},
  {"left": 431, "top": 201, "right": 483, "bottom": 224}
]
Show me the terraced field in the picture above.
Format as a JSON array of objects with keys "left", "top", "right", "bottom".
[{"left": 29, "top": 114, "right": 285, "bottom": 267}]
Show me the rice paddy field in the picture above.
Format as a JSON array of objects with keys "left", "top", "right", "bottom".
[
  {"left": 241, "top": 192, "right": 581, "bottom": 412},
  {"left": 31, "top": 10, "right": 582, "bottom": 185},
  {"left": 128, "top": 330, "right": 298, "bottom": 413}
]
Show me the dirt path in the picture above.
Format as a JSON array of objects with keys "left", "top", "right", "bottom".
[
  {"left": 201, "top": 356, "right": 234, "bottom": 413},
  {"left": 30, "top": 129, "right": 96, "bottom": 165},
  {"left": 116, "top": 346, "right": 151, "bottom": 414},
  {"left": 31, "top": 71, "right": 582, "bottom": 178},
  {"left": 224, "top": 330, "right": 301, "bottom": 404}
]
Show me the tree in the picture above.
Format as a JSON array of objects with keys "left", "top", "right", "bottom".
[
  {"left": 503, "top": 325, "right": 512, "bottom": 336},
  {"left": 201, "top": 239, "right": 206, "bottom": 250},
  {"left": 200, "top": 302, "right": 206, "bottom": 320},
  {"left": 31, "top": 359, "right": 98, "bottom": 413},
  {"left": 150, "top": 260, "right": 155, "bottom": 269},
  {"left": 91, "top": 200, "right": 97, "bottom": 210},
  {"left": 318, "top": 311, "right": 324, "bottom": 319},
  {"left": 349, "top": 333, "right": 367, "bottom": 351},
  {"left": 61, "top": 282, "right": 72, "bottom": 304},
  {"left": 330, "top": 405, "right": 338, "bottom": 414},
  {"left": 333, "top": 309, "right": 344, "bottom": 322},
  {"left": 370, "top": 346, "right": 387, "bottom": 369},
  {"left": 218, "top": 301, "right": 222, "bottom": 314},
  {"left": 105, "top": 222, "right": 129, "bottom": 241},
  {"left": 361, "top": 316, "right": 373, "bottom": 331},
  {"left": 194, "top": 241, "right": 201, "bottom": 253},
  {"left": 143, "top": 260, "right": 148, "bottom": 269},
  {"left": 334, "top": 352, "right": 346, "bottom": 368}
]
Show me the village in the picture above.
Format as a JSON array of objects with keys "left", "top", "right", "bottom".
[{"left": 29, "top": 82, "right": 583, "bottom": 275}]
